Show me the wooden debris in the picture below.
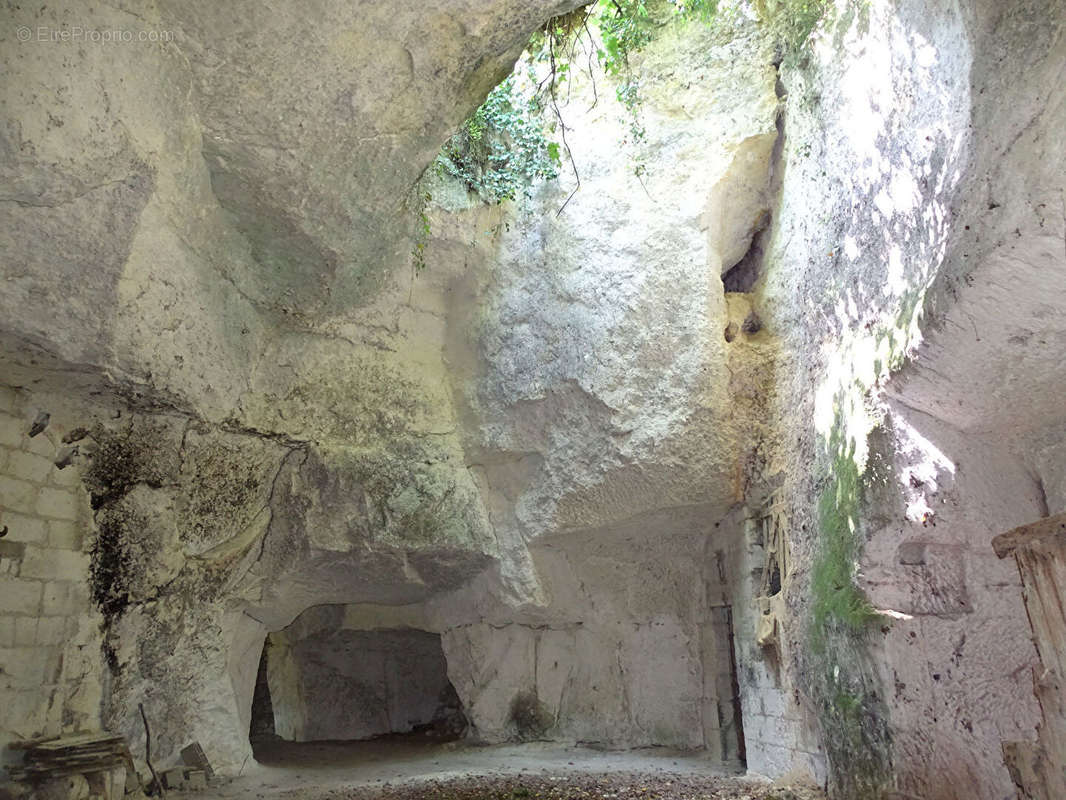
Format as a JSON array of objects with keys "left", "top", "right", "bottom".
[
  {"left": 4, "top": 731, "right": 129, "bottom": 783},
  {"left": 994, "top": 512, "right": 1066, "bottom": 799},
  {"left": 992, "top": 511, "right": 1066, "bottom": 558},
  {"left": 140, "top": 702, "right": 166, "bottom": 799},
  {"left": 181, "top": 741, "right": 214, "bottom": 780}
]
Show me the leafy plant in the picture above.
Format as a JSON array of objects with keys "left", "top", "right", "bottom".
[
  {"left": 435, "top": 76, "right": 561, "bottom": 204},
  {"left": 595, "top": 0, "right": 652, "bottom": 76}
]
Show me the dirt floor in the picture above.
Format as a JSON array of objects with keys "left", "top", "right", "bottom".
[{"left": 186, "top": 739, "right": 824, "bottom": 800}]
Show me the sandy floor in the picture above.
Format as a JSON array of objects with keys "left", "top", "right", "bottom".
[{"left": 184, "top": 739, "right": 822, "bottom": 800}]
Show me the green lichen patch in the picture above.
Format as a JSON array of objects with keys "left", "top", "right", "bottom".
[
  {"left": 810, "top": 419, "right": 878, "bottom": 648},
  {"left": 806, "top": 405, "right": 892, "bottom": 798}
]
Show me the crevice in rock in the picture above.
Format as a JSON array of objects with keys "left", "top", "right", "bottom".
[
  {"left": 722, "top": 220, "right": 769, "bottom": 293},
  {"left": 722, "top": 66, "right": 787, "bottom": 296}
]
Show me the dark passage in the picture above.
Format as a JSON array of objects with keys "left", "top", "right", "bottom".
[
  {"left": 249, "top": 612, "right": 467, "bottom": 757},
  {"left": 249, "top": 640, "right": 278, "bottom": 745}
]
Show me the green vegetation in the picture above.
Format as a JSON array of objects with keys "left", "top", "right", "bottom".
[
  {"left": 435, "top": 76, "right": 562, "bottom": 204},
  {"left": 810, "top": 408, "right": 879, "bottom": 650},
  {"left": 807, "top": 406, "right": 894, "bottom": 796},
  {"left": 412, "top": 0, "right": 870, "bottom": 269}
]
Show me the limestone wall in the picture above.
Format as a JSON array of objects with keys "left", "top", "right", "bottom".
[
  {"left": 0, "top": 1, "right": 1063, "bottom": 796},
  {"left": 759, "top": 0, "right": 1065, "bottom": 796},
  {"left": 0, "top": 388, "right": 102, "bottom": 765},
  {"left": 858, "top": 406, "right": 1042, "bottom": 798}
]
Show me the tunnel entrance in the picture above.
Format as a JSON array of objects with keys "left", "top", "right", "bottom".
[{"left": 249, "top": 607, "right": 466, "bottom": 758}]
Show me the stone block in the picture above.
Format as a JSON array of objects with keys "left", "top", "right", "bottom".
[
  {"left": 19, "top": 547, "right": 89, "bottom": 582},
  {"left": 0, "top": 617, "right": 13, "bottom": 647},
  {"left": 0, "top": 575, "right": 42, "bottom": 614},
  {"left": 0, "top": 645, "right": 59, "bottom": 685},
  {"left": 14, "top": 618, "right": 37, "bottom": 648},
  {"left": 181, "top": 741, "right": 214, "bottom": 779},
  {"left": 0, "top": 387, "right": 17, "bottom": 414},
  {"left": 186, "top": 769, "right": 207, "bottom": 790},
  {"left": 0, "top": 512, "right": 48, "bottom": 543},
  {"left": 14, "top": 616, "right": 36, "bottom": 646},
  {"left": 0, "top": 687, "right": 46, "bottom": 737},
  {"left": 36, "top": 487, "right": 80, "bottom": 521},
  {"left": 36, "top": 616, "right": 67, "bottom": 646},
  {"left": 23, "top": 433, "right": 55, "bottom": 459},
  {"left": 41, "top": 581, "right": 73, "bottom": 616},
  {"left": 162, "top": 767, "right": 188, "bottom": 790},
  {"left": 759, "top": 686, "right": 791, "bottom": 718},
  {"left": 0, "top": 413, "right": 25, "bottom": 448},
  {"left": 0, "top": 540, "right": 25, "bottom": 561},
  {"left": 8, "top": 450, "right": 54, "bottom": 484},
  {"left": 0, "top": 476, "right": 39, "bottom": 514},
  {"left": 49, "top": 465, "right": 81, "bottom": 488},
  {"left": 67, "top": 580, "right": 90, "bottom": 610},
  {"left": 48, "top": 519, "right": 83, "bottom": 550}
]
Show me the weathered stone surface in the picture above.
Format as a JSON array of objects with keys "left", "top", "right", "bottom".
[
  {"left": 0, "top": 1, "right": 1064, "bottom": 797},
  {"left": 0, "top": 0, "right": 585, "bottom": 420},
  {"left": 758, "top": 0, "right": 1066, "bottom": 796}
]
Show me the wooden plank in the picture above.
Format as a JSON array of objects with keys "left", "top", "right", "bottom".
[
  {"left": 32, "top": 733, "right": 124, "bottom": 750},
  {"left": 29, "top": 747, "right": 126, "bottom": 759},
  {"left": 6, "top": 737, "right": 53, "bottom": 751},
  {"left": 30, "top": 748, "right": 125, "bottom": 758},
  {"left": 992, "top": 512, "right": 1066, "bottom": 558},
  {"left": 30, "top": 753, "right": 125, "bottom": 765},
  {"left": 6, "top": 756, "right": 126, "bottom": 781},
  {"left": 996, "top": 511, "right": 1066, "bottom": 798}
]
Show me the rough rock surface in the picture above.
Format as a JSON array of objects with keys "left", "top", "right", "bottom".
[
  {"left": 758, "top": 0, "right": 1066, "bottom": 796},
  {"left": 0, "top": 1, "right": 1064, "bottom": 799}
]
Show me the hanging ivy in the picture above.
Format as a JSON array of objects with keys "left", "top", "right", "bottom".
[
  {"left": 414, "top": 0, "right": 866, "bottom": 271},
  {"left": 434, "top": 76, "right": 561, "bottom": 204}
]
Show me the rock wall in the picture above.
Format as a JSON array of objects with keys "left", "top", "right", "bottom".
[
  {"left": 0, "top": 0, "right": 585, "bottom": 778},
  {"left": 417, "top": 12, "right": 799, "bottom": 766},
  {"left": 758, "top": 0, "right": 1066, "bottom": 796},
  {"left": 0, "top": 0, "right": 1063, "bottom": 797}
]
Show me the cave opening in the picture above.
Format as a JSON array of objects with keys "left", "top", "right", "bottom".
[{"left": 248, "top": 609, "right": 467, "bottom": 761}]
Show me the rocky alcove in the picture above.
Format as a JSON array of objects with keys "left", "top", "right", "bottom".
[
  {"left": 0, "top": 2, "right": 1064, "bottom": 800},
  {"left": 250, "top": 607, "right": 466, "bottom": 748}
]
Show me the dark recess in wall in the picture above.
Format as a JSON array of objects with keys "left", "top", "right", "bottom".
[
  {"left": 723, "top": 222, "right": 770, "bottom": 293},
  {"left": 250, "top": 641, "right": 278, "bottom": 745}
]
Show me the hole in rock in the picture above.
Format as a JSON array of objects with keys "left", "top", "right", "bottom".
[
  {"left": 250, "top": 609, "right": 467, "bottom": 762},
  {"left": 722, "top": 220, "right": 770, "bottom": 293}
]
